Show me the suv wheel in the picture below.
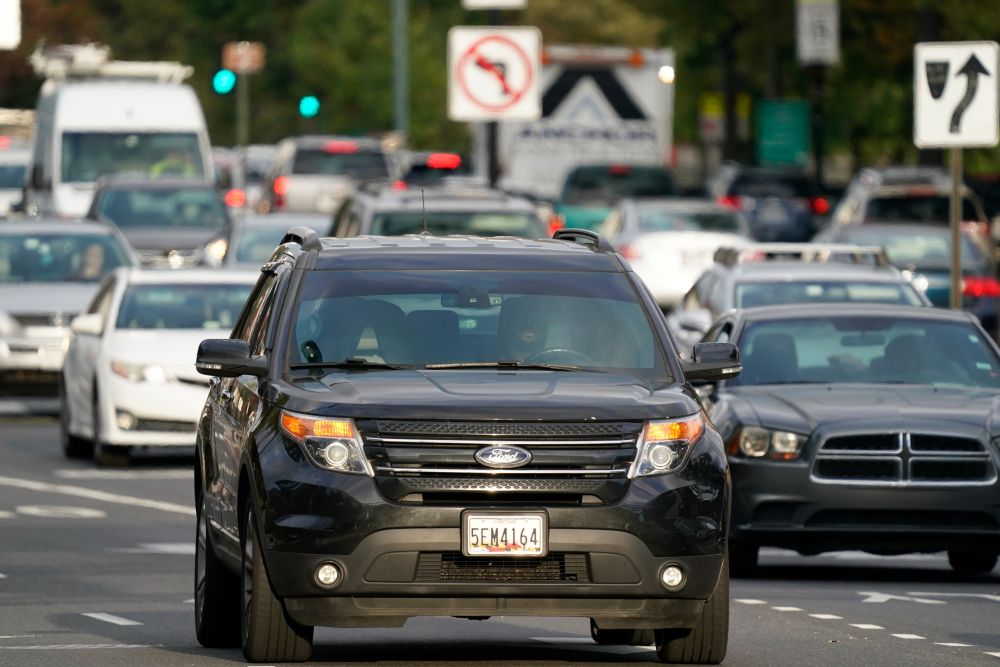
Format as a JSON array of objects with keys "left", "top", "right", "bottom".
[
  {"left": 241, "top": 507, "right": 313, "bottom": 662},
  {"left": 195, "top": 492, "right": 240, "bottom": 647},
  {"left": 59, "top": 380, "right": 92, "bottom": 459},
  {"left": 93, "top": 390, "right": 128, "bottom": 468},
  {"left": 589, "top": 620, "right": 654, "bottom": 645},
  {"left": 947, "top": 549, "right": 998, "bottom": 574},
  {"left": 654, "top": 559, "right": 729, "bottom": 664},
  {"left": 728, "top": 541, "right": 758, "bottom": 578}
]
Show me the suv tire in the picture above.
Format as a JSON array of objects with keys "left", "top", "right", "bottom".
[
  {"left": 654, "top": 560, "right": 729, "bottom": 664},
  {"left": 589, "top": 620, "right": 654, "bottom": 646},
  {"left": 947, "top": 549, "right": 998, "bottom": 574},
  {"left": 195, "top": 492, "right": 240, "bottom": 648},
  {"left": 241, "top": 507, "right": 313, "bottom": 662}
]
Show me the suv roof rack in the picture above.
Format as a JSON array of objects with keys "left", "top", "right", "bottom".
[
  {"left": 553, "top": 228, "right": 615, "bottom": 253},
  {"left": 29, "top": 43, "right": 193, "bottom": 83},
  {"left": 281, "top": 226, "right": 322, "bottom": 252},
  {"left": 714, "top": 243, "right": 891, "bottom": 268}
]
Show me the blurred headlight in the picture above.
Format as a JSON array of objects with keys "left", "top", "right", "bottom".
[
  {"left": 0, "top": 311, "right": 23, "bottom": 337},
  {"left": 629, "top": 414, "right": 705, "bottom": 478},
  {"left": 110, "top": 360, "right": 168, "bottom": 383},
  {"left": 735, "top": 427, "right": 805, "bottom": 460},
  {"left": 203, "top": 238, "right": 228, "bottom": 266},
  {"left": 279, "top": 411, "right": 373, "bottom": 476}
]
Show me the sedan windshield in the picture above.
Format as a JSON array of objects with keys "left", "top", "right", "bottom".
[
  {"left": 291, "top": 149, "right": 389, "bottom": 179},
  {"left": 371, "top": 211, "right": 542, "bottom": 238},
  {"left": 732, "top": 317, "right": 1000, "bottom": 388},
  {"left": 0, "top": 233, "right": 130, "bottom": 283},
  {"left": 115, "top": 284, "right": 252, "bottom": 330},
  {"left": 289, "top": 270, "right": 667, "bottom": 377},
  {"left": 735, "top": 281, "right": 925, "bottom": 308},
  {"left": 638, "top": 208, "right": 744, "bottom": 233},
  {"left": 836, "top": 228, "right": 987, "bottom": 271},
  {"left": 96, "top": 187, "right": 226, "bottom": 230},
  {"left": 562, "top": 166, "right": 675, "bottom": 207}
]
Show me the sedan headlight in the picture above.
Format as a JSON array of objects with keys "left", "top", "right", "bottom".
[
  {"left": 279, "top": 411, "right": 373, "bottom": 476},
  {"left": 734, "top": 427, "right": 806, "bottom": 460},
  {"left": 110, "top": 360, "right": 169, "bottom": 383},
  {"left": 0, "top": 311, "right": 23, "bottom": 337},
  {"left": 629, "top": 414, "right": 705, "bottom": 478},
  {"left": 203, "top": 238, "right": 228, "bottom": 266}
]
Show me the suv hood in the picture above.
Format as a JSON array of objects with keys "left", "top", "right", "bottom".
[
  {"left": 121, "top": 227, "right": 222, "bottom": 252},
  {"left": 0, "top": 283, "right": 100, "bottom": 318},
  {"left": 278, "top": 370, "right": 698, "bottom": 421}
]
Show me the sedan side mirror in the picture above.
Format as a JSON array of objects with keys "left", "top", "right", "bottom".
[
  {"left": 70, "top": 313, "right": 103, "bottom": 336},
  {"left": 196, "top": 339, "right": 267, "bottom": 378},
  {"left": 682, "top": 342, "right": 742, "bottom": 383}
]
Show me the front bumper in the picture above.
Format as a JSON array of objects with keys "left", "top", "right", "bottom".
[
  {"left": 0, "top": 334, "right": 67, "bottom": 398},
  {"left": 101, "top": 374, "right": 208, "bottom": 446}
]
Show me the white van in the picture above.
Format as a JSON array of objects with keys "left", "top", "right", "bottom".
[{"left": 25, "top": 44, "right": 214, "bottom": 218}]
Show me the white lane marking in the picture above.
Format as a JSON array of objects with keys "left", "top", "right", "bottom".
[
  {"left": 16, "top": 505, "right": 106, "bottom": 519},
  {"left": 772, "top": 606, "right": 802, "bottom": 612},
  {"left": 735, "top": 599, "right": 768, "bottom": 605},
  {"left": 0, "top": 475, "right": 194, "bottom": 516},
  {"left": 0, "top": 573, "right": 6, "bottom": 579},
  {"left": 183, "top": 599, "right": 194, "bottom": 604},
  {"left": 54, "top": 469, "right": 192, "bottom": 480},
  {"left": 858, "top": 591, "right": 946, "bottom": 604},
  {"left": 891, "top": 634, "right": 925, "bottom": 640},
  {"left": 851, "top": 624, "right": 884, "bottom": 630},
  {"left": 0, "top": 511, "right": 15, "bottom": 519},
  {"left": 0, "top": 644, "right": 159, "bottom": 650},
  {"left": 0, "top": 635, "right": 35, "bottom": 639},
  {"left": 908, "top": 592, "right": 1000, "bottom": 603},
  {"left": 81, "top": 613, "right": 142, "bottom": 626},
  {"left": 108, "top": 543, "right": 195, "bottom": 555},
  {"left": 809, "top": 614, "right": 842, "bottom": 620},
  {"left": 984, "top": 652, "right": 1000, "bottom": 657},
  {"left": 935, "top": 643, "right": 973, "bottom": 647}
]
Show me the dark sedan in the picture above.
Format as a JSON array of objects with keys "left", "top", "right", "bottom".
[{"left": 699, "top": 304, "right": 1000, "bottom": 576}]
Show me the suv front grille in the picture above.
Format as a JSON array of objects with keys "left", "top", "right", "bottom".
[
  {"left": 812, "top": 432, "right": 996, "bottom": 486},
  {"left": 416, "top": 552, "right": 589, "bottom": 583}
]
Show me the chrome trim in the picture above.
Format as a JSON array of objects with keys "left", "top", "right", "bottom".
[
  {"left": 208, "top": 517, "right": 240, "bottom": 542},
  {"left": 367, "top": 436, "right": 635, "bottom": 446},
  {"left": 376, "top": 465, "right": 630, "bottom": 476}
]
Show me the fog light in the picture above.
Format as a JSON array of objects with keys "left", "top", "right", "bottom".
[
  {"left": 661, "top": 564, "right": 685, "bottom": 590},
  {"left": 315, "top": 562, "right": 341, "bottom": 587},
  {"left": 116, "top": 410, "right": 136, "bottom": 431},
  {"left": 323, "top": 442, "right": 350, "bottom": 468}
]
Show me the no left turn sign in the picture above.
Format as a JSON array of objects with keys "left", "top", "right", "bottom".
[{"left": 448, "top": 26, "right": 541, "bottom": 122}]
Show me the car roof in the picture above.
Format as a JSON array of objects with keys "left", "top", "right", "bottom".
[
  {"left": 731, "top": 262, "right": 904, "bottom": 281},
  {"left": 286, "top": 135, "right": 386, "bottom": 151},
  {"left": 359, "top": 187, "right": 536, "bottom": 212},
  {"left": 117, "top": 268, "right": 260, "bottom": 285},
  {"left": 0, "top": 219, "right": 116, "bottom": 234},
  {"left": 312, "top": 234, "right": 620, "bottom": 272},
  {"left": 735, "top": 302, "right": 973, "bottom": 323}
]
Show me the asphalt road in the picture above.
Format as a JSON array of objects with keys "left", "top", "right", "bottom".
[{"left": 0, "top": 417, "right": 997, "bottom": 666}]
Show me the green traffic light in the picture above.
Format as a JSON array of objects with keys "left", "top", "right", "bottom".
[
  {"left": 299, "top": 95, "right": 320, "bottom": 118},
  {"left": 213, "top": 69, "right": 236, "bottom": 95}
]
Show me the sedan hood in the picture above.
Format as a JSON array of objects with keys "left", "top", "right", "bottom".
[
  {"left": 0, "top": 283, "right": 101, "bottom": 318},
  {"left": 279, "top": 370, "right": 697, "bottom": 421},
  {"left": 120, "top": 227, "right": 222, "bottom": 252},
  {"left": 106, "top": 329, "right": 219, "bottom": 384}
]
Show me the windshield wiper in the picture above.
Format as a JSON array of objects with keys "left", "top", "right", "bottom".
[
  {"left": 424, "top": 361, "right": 587, "bottom": 372},
  {"left": 289, "top": 357, "right": 410, "bottom": 372}
]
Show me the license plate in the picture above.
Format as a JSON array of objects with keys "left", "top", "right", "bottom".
[{"left": 462, "top": 512, "right": 547, "bottom": 557}]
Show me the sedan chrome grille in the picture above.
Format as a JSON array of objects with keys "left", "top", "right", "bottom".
[{"left": 812, "top": 432, "right": 996, "bottom": 486}]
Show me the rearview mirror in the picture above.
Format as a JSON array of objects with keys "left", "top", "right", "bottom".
[
  {"left": 682, "top": 342, "right": 742, "bottom": 383},
  {"left": 70, "top": 313, "right": 103, "bottom": 336},
  {"left": 196, "top": 339, "right": 267, "bottom": 378}
]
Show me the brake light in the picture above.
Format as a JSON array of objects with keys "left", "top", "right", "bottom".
[
  {"left": 224, "top": 188, "right": 246, "bottom": 208},
  {"left": 608, "top": 164, "right": 632, "bottom": 176},
  {"left": 809, "top": 196, "right": 830, "bottom": 215},
  {"left": 0, "top": 135, "right": 10, "bottom": 150},
  {"left": 961, "top": 220, "right": 989, "bottom": 237},
  {"left": 618, "top": 243, "right": 641, "bottom": 260},
  {"left": 962, "top": 276, "right": 1000, "bottom": 298},
  {"left": 548, "top": 213, "right": 565, "bottom": 236},
  {"left": 324, "top": 140, "right": 358, "bottom": 154},
  {"left": 426, "top": 153, "right": 462, "bottom": 170},
  {"left": 717, "top": 195, "right": 742, "bottom": 210},
  {"left": 273, "top": 176, "right": 289, "bottom": 209},
  {"left": 391, "top": 179, "right": 407, "bottom": 191}
]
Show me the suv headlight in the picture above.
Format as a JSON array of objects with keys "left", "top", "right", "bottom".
[
  {"left": 279, "top": 411, "right": 373, "bottom": 476},
  {"left": 629, "top": 414, "right": 705, "bottom": 478},
  {"left": 111, "top": 360, "right": 168, "bottom": 383},
  {"left": 733, "top": 426, "right": 806, "bottom": 460}
]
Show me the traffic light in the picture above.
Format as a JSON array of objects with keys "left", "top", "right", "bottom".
[
  {"left": 212, "top": 68, "right": 236, "bottom": 95},
  {"left": 299, "top": 95, "right": 320, "bottom": 118}
]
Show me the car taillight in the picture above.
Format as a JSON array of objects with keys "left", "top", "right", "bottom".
[
  {"left": 273, "top": 176, "right": 289, "bottom": 209},
  {"left": 963, "top": 276, "right": 1000, "bottom": 298},
  {"left": 608, "top": 164, "right": 632, "bottom": 176},
  {"left": 324, "top": 140, "right": 358, "bottom": 153},
  {"left": 548, "top": 213, "right": 565, "bottom": 237},
  {"left": 809, "top": 196, "right": 830, "bottom": 215},
  {"left": 426, "top": 153, "right": 462, "bottom": 170},
  {"left": 391, "top": 179, "right": 407, "bottom": 191},
  {"left": 960, "top": 220, "right": 989, "bottom": 237},
  {"left": 618, "top": 243, "right": 640, "bottom": 260},
  {"left": 717, "top": 195, "right": 742, "bottom": 210},
  {"left": 224, "top": 188, "right": 246, "bottom": 208}
]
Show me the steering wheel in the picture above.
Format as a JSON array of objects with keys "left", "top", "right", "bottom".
[{"left": 523, "top": 348, "right": 594, "bottom": 366}]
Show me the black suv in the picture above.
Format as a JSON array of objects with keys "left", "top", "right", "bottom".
[{"left": 193, "top": 227, "right": 740, "bottom": 663}]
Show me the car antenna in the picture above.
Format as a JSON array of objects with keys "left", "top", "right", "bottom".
[{"left": 421, "top": 188, "right": 428, "bottom": 235}]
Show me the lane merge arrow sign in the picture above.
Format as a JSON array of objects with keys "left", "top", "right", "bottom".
[
  {"left": 915, "top": 41, "right": 999, "bottom": 148},
  {"left": 950, "top": 53, "right": 990, "bottom": 133}
]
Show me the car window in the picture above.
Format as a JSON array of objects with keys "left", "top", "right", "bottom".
[
  {"left": 735, "top": 281, "right": 925, "bottom": 308},
  {"left": 730, "top": 173, "right": 813, "bottom": 198},
  {"left": 0, "top": 163, "right": 25, "bottom": 188},
  {"left": 636, "top": 207, "right": 744, "bottom": 233},
  {"left": 61, "top": 132, "right": 204, "bottom": 182},
  {"left": 115, "top": 283, "right": 252, "bottom": 331},
  {"left": 291, "top": 148, "right": 388, "bottom": 179},
  {"left": 97, "top": 187, "right": 226, "bottom": 229},
  {"left": 235, "top": 226, "right": 289, "bottom": 264},
  {"left": 0, "top": 233, "right": 130, "bottom": 283},
  {"left": 837, "top": 228, "right": 987, "bottom": 270},
  {"left": 865, "top": 195, "right": 981, "bottom": 223},
  {"left": 731, "top": 316, "right": 1000, "bottom": 388},
  {"left": 289, "top": 270, "right": 668, "bottom": 377},
  {"left": 561, "top": 166, "right": 675, "bottom": 207},
  {"left": 370, "top": 211, "right": 541, "bottom": 238},
  {"left": 232, "top": 274, "right": 276, "bottom": 341}
]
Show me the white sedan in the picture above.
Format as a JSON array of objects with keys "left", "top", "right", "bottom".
[
  {"left": 60, "top": 268, "right": 257, "bottom": 465},
  {"left": 600, "top": 198, "right": 751, "bottom": 310}
]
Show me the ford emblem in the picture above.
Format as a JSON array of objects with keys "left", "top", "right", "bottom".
[{"left": 474, "top": 445, "right": 532, "bottom": 469}]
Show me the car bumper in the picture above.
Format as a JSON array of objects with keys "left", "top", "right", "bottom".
[
  {"left": 0, "top": 335, "right": 67, "bottom": 398},
  {"left": 101, "top": 375, "right": 208, "bottom": 446},
  {"left": 729, "top": 458, "right": 1000, "bottom": 552}
]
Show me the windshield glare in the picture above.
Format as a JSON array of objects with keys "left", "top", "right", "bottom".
[
  {"left": 289, "top": 270, "right": 666, "bottom": 376},
  {"left": 98, "top": 187, "right": 227, "bottom": 229},
  {"left": 735, "top": 281, "right": 924, "bottom": 308},
  {"left": 0, "top": 233, "right": 129, "bottom": 283},
  {"left": 732, "top": 317, "right": 1000, "bottom": 388},
  {"left": 115, "top": 284, "right": 252, "bottom": 330},
  {"left": 61, "top": 132, "right": 204, "bottom": 182},
  {"left": 371, "top": 211, "right": 541, "bottom": 238}
]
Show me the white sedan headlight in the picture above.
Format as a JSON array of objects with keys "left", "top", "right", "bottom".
[
  {"left": 203, "top": 238, "right": 229, "bottom": 266},
  {"left": 110, "top": 360, "right": 169, "bottom": 383}
]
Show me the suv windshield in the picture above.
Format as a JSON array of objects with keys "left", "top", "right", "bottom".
[
  {"left": 289, "top": 270, "right": 667, "bottom": 377},
  {"left": 96, "top": 187, "right": 227, "bottom": 229},
  {"left": 731, "top": 317, "right": 1000, "bottom": 388},
  {"left": 61, "top": 132, "right": 204, "bottom": 183},
  {"left": 115, "top": 283, "right": 252, "bottom": 330},
  {"left": 0, "top": 232, "right": 129, "bottom": 283},
  {"left": 371, "top": 211, "right": 541, "bottom": 237},
  {"left": 292, "top": 149, "right": 389, "bottom": 179},
  {"left": 562, "top": 166, "right": 675, "bottom": 207}
]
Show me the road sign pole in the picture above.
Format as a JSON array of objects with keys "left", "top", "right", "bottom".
[
  {"left": 392, "top": 0, "right": 409, "bottom": 139},
  {"left": 237, "top": 73, "right": 250, "bottom": 209},
  {"left": 950, "top": 147, "right": 963, "bottom": 309}
]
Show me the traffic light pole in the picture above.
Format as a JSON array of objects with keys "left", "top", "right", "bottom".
[
  {"left": 236, "top": 73, "right": 250, "bottom": 209},
  {"left": 950, "top": 147, "right": 963, "bottom": 309}
]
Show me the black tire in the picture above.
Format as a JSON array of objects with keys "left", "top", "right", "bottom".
[
  {"left": 92, "top": 391, "right": 129, "bottom": 468},
  {"left": 241, "top": 508, "right": 313, "bottom": 663},
  {"left": 728, "top": 541, "right": 758, "bottom": 578},
  {"left": 195, "top": 492, "right": 241, "bottom": 648},
  {"left": 655, "top": 560, "right": 729, "bottom": 664},
  {"left": 590, "top": 620, "right": 654, "bottom": 645},
  {"left": 59, "top": 380, "right": 92, "bottom": 459},
  {"left": 948, "top": 549, "right": 998, "bottom": 574}
]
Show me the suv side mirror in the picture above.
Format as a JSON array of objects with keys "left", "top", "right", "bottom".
[
  {"left": 196, "top": 339, "right": 267, "bottom": 378},
  {"left": 70, "top": 313, "right": 103, "bottom": 336},
  {"left": 682, "top": 342, "right": 741, "bottom": 383}
]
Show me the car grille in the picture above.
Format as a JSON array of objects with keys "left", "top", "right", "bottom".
[
  {"left": 136, "top": 248, "right": 202, "bottom": 268},
  {"left": 415, "top": 552, "right": 589, "bottom": 583},
  {"left": 359, "top": 420, "right": 642, "bottom": 504},
  {"left": 0, "top": 370, "right": 60, "bottom": 397},
  {"left": 812, "top": 432, "right": 996, "bottom": 486},
  {"left": 11, "top": 312, "right": 76, "bottom": 328},
  {"left": 133, "top": 418, "right": 197, "bottom": 433}
]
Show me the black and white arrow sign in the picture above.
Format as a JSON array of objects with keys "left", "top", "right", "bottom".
[{"left": 914, "top": 41, "right": 999, "bottom": 148}]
